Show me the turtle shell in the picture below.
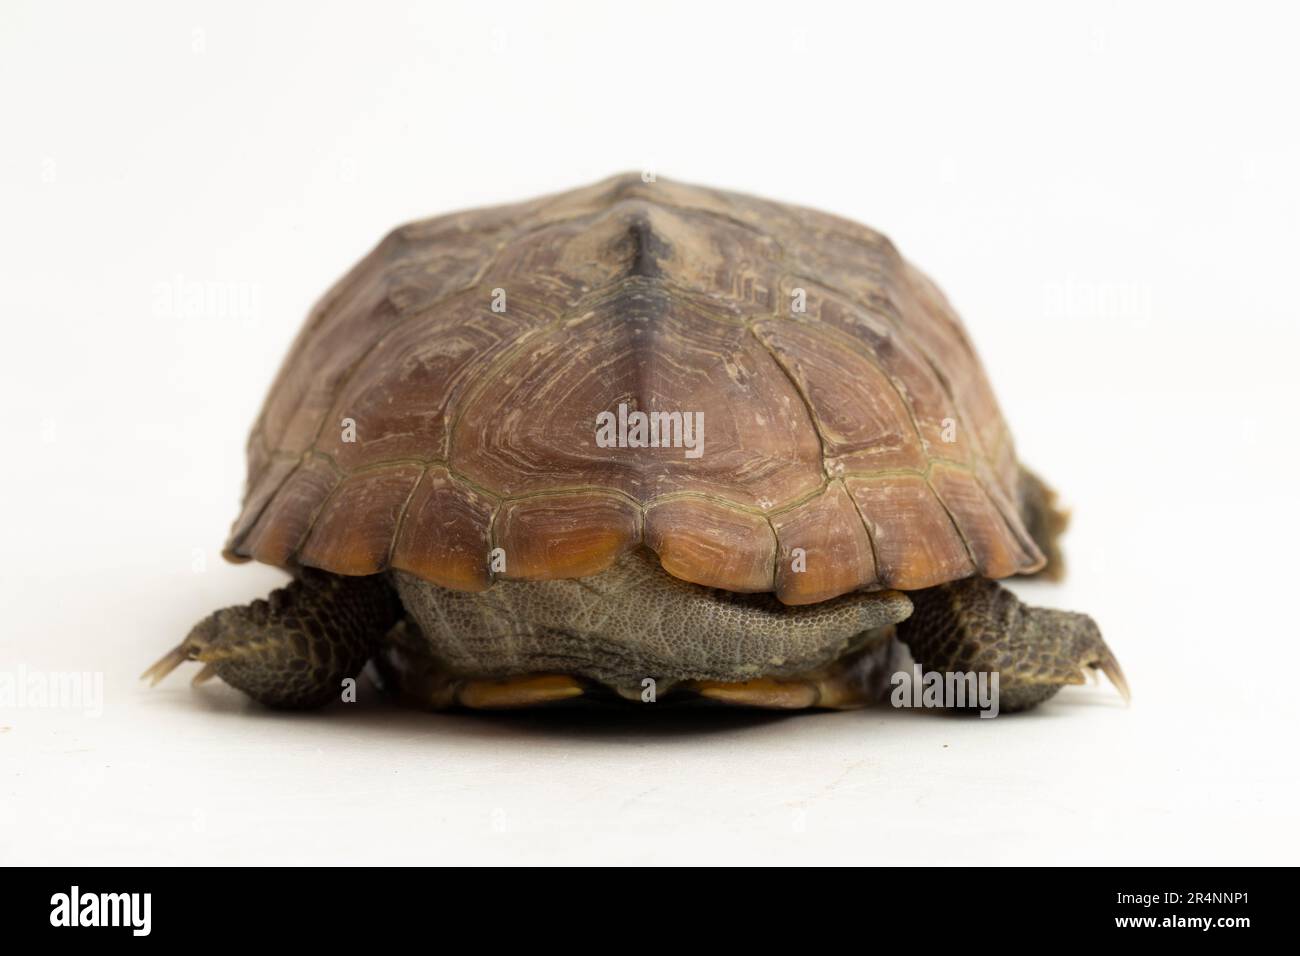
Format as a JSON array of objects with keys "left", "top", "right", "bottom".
[{"left": 225, "top": 173, "right": 1044, "bottom": 605}]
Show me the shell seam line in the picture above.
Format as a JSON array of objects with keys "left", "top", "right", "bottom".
[
  {"left": 924, "top": 477, "right": 983, "bottom": 576},
  {"left": 250, "top": 446, "right": 1006, "bottom": 525},
  {"left": 253, "top": 186, "right": 926, "bottom": 463},
  {"left": 238, "top": 190, "right": 1027, "bottom": 574},
  {"left": 841, "top": 475, "right": 883, "bottom": 584},
  {"left": 763, "top": 268, "right": 1013, "bottom": 475},
  {"left": 756, "top": 312, "right": 955, "bottom": 468},
  {"left": 790, "top": 268, "right": 1007, "bottom": 476},
  {"left": 294, "top": 229, "right": 515, "bottom": 465},
  {"left": 385, "top": 464, "right": 429, "bottom": 567},
  {"left": 747, "top": 322, "right": 831, "bottom": 469},
  {"left": 228, "top": 458, "right": 301, "bottom": 551}
]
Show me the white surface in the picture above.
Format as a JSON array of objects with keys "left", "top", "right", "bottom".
[{"left": 2, "top": 0, "right": 1298, "bottom": 865}]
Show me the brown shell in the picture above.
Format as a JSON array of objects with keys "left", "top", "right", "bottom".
[{"left": 225, "top": 173, "right": 1044, "bottom": 604}]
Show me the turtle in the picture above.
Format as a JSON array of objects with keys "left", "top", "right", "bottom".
[{"left": 145, "top": 173, "right": 1126, "bottom": 714}]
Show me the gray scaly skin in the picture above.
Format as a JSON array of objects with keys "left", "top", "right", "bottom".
[
  {"left": 146, "top": 555, "right": 1125, "bottom": 712},
  {"left": 392, "top": 549, "right": 912, "bottom": 691},
  {"left": 896, "top": 577, "right": 1127, "bottom": 713}
]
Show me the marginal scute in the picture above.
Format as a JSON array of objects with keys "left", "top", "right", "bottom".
[
  {"left": 691, "top": 678, "right": 818, "bottom": 709},
  {"left": 979, "top": 461, "right": 1044, "bottom": 565},
  {"left": 225, "top": 453, "right": 297, "bottom": 557},
  {"left": 389, "top": 467, "right": 495, "bottom": 591},
  {"left": 240, "top": 457, "right": 338, "bottom": 568},
  {"left": 644, "top": 498, "right": 776, "bottom": 592},
  {"left": 226, "top": 173, "right": 1043, "bottom": 594},
  {"left": 494, "top": 493, "right": 641, "bottom": 580},
  {"left": 928, "top": 463, "right": 1041, "bottom": 578},
  {"left": 771, "top": 482, "right": 878, "bottom": 605},
  {"left": 993, "top": 432, "right": 1023, "bottom": 503},
  {"left": 298, "top": 464, "right": 425, "bottom": 575},
  {"left": 844, "top": 472, "right": 976, "bottom": 590},
  {"left": 456, "top": 675, "right": 585, "bottom": 709}
]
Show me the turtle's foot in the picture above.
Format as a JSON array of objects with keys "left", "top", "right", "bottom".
[
  {"left": 144, "top": 569, "right": 401, "bottom": 709},
  {"left": 896, "top": 577, "right": 1127, "bottom": 713}
]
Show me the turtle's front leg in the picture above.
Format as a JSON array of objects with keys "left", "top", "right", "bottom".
[
  {"left": 896, "top": 577, "right": 1127, "bottom": 713},
  {"left": 144, "top": 569, "right": 402, "bottom": 709}
]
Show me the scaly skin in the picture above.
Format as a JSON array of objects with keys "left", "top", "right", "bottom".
[
  {"left": 147, "top": 563, "right": 1125, "bottom": 713},
  {"left": 143, "top": 569, "right": 400, "bottom": 709},
  {"left": 897, "top": 576, "right": 1127, "bottom": 713}
]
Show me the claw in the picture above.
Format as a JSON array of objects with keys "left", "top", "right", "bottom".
[
  {"left": 140, "top": 644, "right": 191, "bottom": 686},
  {"left": 1096, "top": 650, "right": 1131, "bottom": 704},
  {"left": 143, "top": 616, "right": 218, "bottom": 687},
  {"left": 191, "top": 662, "right": 219, "bottom": 686}
]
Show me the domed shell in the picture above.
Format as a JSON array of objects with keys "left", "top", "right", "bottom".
[{"left": 225, "top": 174, "right": 1044, "bottom": 605}]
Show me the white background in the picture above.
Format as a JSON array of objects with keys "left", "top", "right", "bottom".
[{"left": 2, "top": 0, "right": 1297, "bottom": 865}]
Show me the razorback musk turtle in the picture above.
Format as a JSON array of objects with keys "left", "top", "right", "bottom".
[{"left": 146, "top": 173, "right": 1125, "bottom": 713}]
